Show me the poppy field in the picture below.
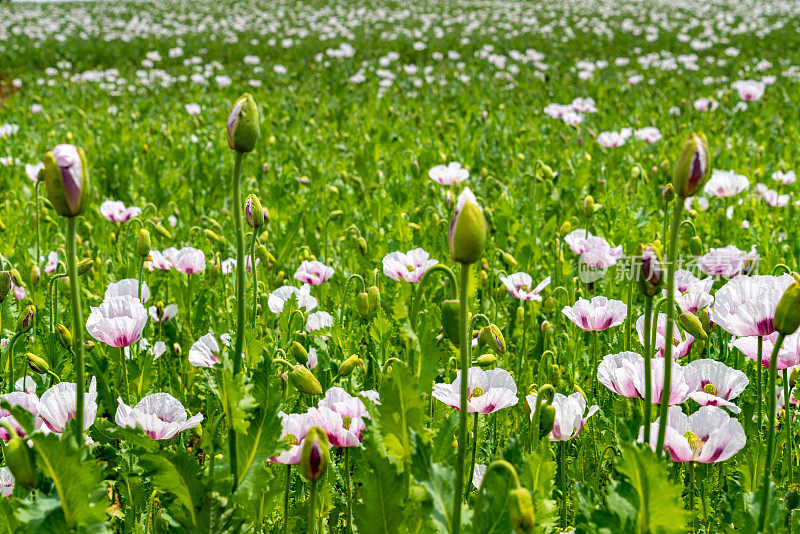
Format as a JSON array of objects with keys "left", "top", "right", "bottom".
[{"left": 2, "top": 0, "right": 800, "bottom": 532}]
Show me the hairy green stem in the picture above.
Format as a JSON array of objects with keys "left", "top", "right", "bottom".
[
  {"left": 759, "top": 332, "right": 786, "bottom": 530},
  {"left": 642, "top": 296, "right": 653, "bottom": 443},
  {"left": 452, "top": 263, "right": 470, "bottom": 534},
  {"left": 250, "top": 232, "right": 258, "bottom": 327},
  {"left": 784, "top": 368, "right": 793, "bottom": 486},
  {"left": 466, "top": 412, "right": 479, "bottom": 499},
  {"left": 230, "top": 150, "right": 245, "bottom": 488},
  {"left": 67, "top": 217, "right": 86, "bottom": 442}
]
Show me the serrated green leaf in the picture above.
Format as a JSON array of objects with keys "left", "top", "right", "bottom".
[
  {"left": 378, "top": 364, "right": 430, "bottom": 462},
  {"left": 354, "top": 425, "right": 407, "bottom": 534},
  {"left": 141, "top": 450, "right": 203, "bottom": 526}
]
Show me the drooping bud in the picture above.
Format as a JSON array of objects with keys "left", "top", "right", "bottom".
[
  {"left": 17, "top": 305, "right": 35, "bottom": 333},
  {"left": 689, "top": 236, "right": 703, "bottom": 256},
  {"left": 173, "top": 343, "right": 181, "bottom": 357},
  {"left": 448, "top": 188, "right": 487, "bottom": 264},
  {"left": 0, "top": 271, "right": 9, "bottom": 304},
  {"left": 699, "top": 308, "right": 712, "bottom": 334},
  {"left": 444, "top": 190, "right": 455, "bottom": 210},
  {"left": 291, "top": 341, "right": 309, "bottom": 365},
  {"left": 300, "top": 427, "right": 329, "bottom": 481},
  {"left": 226, "top": 93, "right": 260, "bottom": 153},
  {"left": 509, "top": 487, "right": 535, "bottom": 534},
  {"left": 367, "top": 286, "right": 381, "bottom": 313},
  {"left": 290, "top": 365, "right": 323, "bottom": 395},
  {"left": 43, "top": 144, "right": 90, "bottom": 218},
  {"left": 10, "top": 269, "right": 22, "bottom": 286},
  {"left": 155, "top": 301, "right": 165, "bottom": 320},
  {"left": 441, "top": 300, "right": 461, "bottom": 345},
  {"left": 256, "top": 245, "right": 273, "bottom": 269},
  {"left": 775, "top": 282, "right": 800, "bottom": 336},
  {"left": 479, "top": 324, "right": 506, "bottom": 356},
  {"left": 538, "top": 404, "right": 556, "bottom": 439},
  {"left": 501, "top": 252, "right": 518, "bottom": 269},
  {"left": 672, "top": 133, "right": 710, "bottom": 198},
  {"left": 137, "top": 228, "right": 151, "bottom": 257},
  {"left": 550, "top": 364, "right": 561, "bottom": 387},
  {"left": 245, "top": 194, "right": 265, "bottom": 228},
  {"left": 55, "top": 323, "right": 73, "bottom": 350},
  {"left": 25, "top": 352, "right": 49, "bottom": 374},
  {"left": 77, "top": 258, "right": 94, "bottom": 275},
  {"left": 678, "top": 311, "right": 708, "bottom": 341},
  {"left": 338, "top": 355, "right": 363, "bottom": 378},
  {"left": 356, "top": 236, "right": 367, "bottom": 256},
  {"left": 636, "top": 244, "right": 663, "bottom": 297}
]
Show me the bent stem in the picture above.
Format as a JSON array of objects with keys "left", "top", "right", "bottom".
[
  {"left": 452, "top": 263, "right": 470, "bottom": 534},
  {"left": 66, "top": 217, "right": 86, "bottom": 442},
  {"left": 472, "top": 460, "right": 522, "bottom": 534},
  {"left": 759, "top": 332, "right": 786, "bottom": 531},
  {"left": 642, "top": 296, "right": 653, "bottom": 443},
  {"left": 655, "top": 200, "right": 683, "bottom": 456}
]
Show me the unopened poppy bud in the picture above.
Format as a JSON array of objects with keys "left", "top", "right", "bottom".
[
  {"left": 245, "top": 194, "right": 265, "bottom": 228},
  {"left": 509, "top": 487, "right": 535, "bottom": 534},
  {"left": 662, "top": 183, "right": 675, "bottom": 203},
  {"left": 327, "top": 210, "right": 343, "bottom": 222},
  {"left": 699, "top": 308, "right": 712, "bottom": 334},
  {"left": 441, "top": 300, "right": 461, "bottom": 345},
  {"left": 291, "top": 341, "right": 309, "bottom": 365},
  {"left": 559, "top": 220, "right": 572, "bottom": 238},
  {"left": 154, "top": 224, "right": 171, "bottom": 240},
  {"left": 55, "top": 323, "right": 72, "bottom": 350},
  {"left": 338, "top": 355, "right": 362, "bottom": 377},
  {"left": 672, "top": 133, "right": 710, "bottom": 198},
  {"left": 540, "top": 320, "right": 553, "bottom": 340},
  {"left": 17, "top": 305, "right": 35, "bottom": 333},
  {"left": 10, "top": 269, "right": 22, "bottom": 286},
  {"left": 290, "top": 365, "right": 323, "bottom": 395},
  {"left": 476, "top": 354, "right": 497, "bottom": 368},
  {"left": 689, "top": 236, "right": 703, "bottom": 256},
  {"left": 367, "top": 286, "right": 380, "bottom": 313},
  {"left": 574, "top": 384, "right": 588, "bottom": 402},
  {"left": 543, "top": 296, "right": 555, "bottom": 314},
  {"left": 1, "top": 425, "right": 37, "bottom": 490},
  {"left": 356, "top": 293, "right": 370, "bottom": 317},
  {"left": 678, "top": 312, "right": 708, "bottom": 341},
  {"left": 29, "top": 265, "right": 40, "bottom": 286},
  {"left": 516, "top": 305, "right": 524, "bottom": 325},
  {"left": 449, "top": 188, "right": 486, "bottom": 264},
  {"left": 583, "top": 195, "right": 595, "bottom": 218},
  {"left": 155, "top": 301, "right": 165, "bottom": 320},
  {"left": 43, "top": 144, "right": 90, "bottom": 218},
  {"left": 255, "top": 245, "right": 272, "bottom": 268},
  {"left": 0, "top": 271, "right": 10, "bottom": 304},
  {"left": 356, "top": 236, "right": 367, "bottom": 256},
  {"left": 227, "top": 93, "right": 260, "bottom": 153},
  {"left": 173, "top": 343, "right": 182, "bottom": 357},
  {"left": 540, "top": 163, "right": 555, "bottom": 180},
  {"left": 550, "top": 364, "right": 561, "bottom": 387},
  {"left": 445, "top": 190, "right": 455, "bottom": 210},
  {"left": 300, "top": 427, "right": 329, "bottom": 481},
  {"left": 479, "top": 270, "right": 488, "bottom": 286},
  {"left": 775, "top": 282, "right": 800, "bottom": 335},
  {"left": 479, "top": 324, "right": 506, "bottom": 356},
  {"left": 538, "top": 404, "right": 556, "bottom": 439},
  {"left": 742, "top": 257, "right": 756, "bottom": 276},
  {"left": 203, "top": 229, "right": 222, "bottom": 243},
  {"left": 501, "top": 252, "right": 518, "bottom": 269},
  {"left": 26, "top": 352, "right": 49, "bottom": 374},
  {"left": 636, "top": 244, "right": 663, "bottom": 297},
  {"left": 631, "top": 165, "right": 641, "bottom": 179},
  {"left": 137, "top": 229, "right": 151, "bottom": 257}
]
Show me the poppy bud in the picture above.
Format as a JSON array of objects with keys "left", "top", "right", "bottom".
[
  {"left": 290, "top": 365, "right": 323, "bottom": 395},
  {"left": 328, "top": 210, "right": 344, "bottom": 222},
  {"left": 559, "top": 220, "right": 571, "bottom": 238},
  {"left": 689, "top": 236, "right": 703, "bottom": 256},
  {"left": 448, "top": 188, "right": 486, "bottom": 264},
  {"left": 356, "top": 236, "right": 367, "bottom": 256},
  {"left": 0, "top": 271, "right": 10, "bottom": 304},
  {"left": 775, "top": 282, "right": 800, "bottom": 336},
  {"left": 17, "top": 305, "right": 35, "bottom": 333},
  {"left": 55, "top": 323, "right": 72, "bottom": 350},
  {"left": 476, "top": 354, "right": 497, "bottom": 368},
  {"left": 441, "top": 300, "right": 461, "bottom": 346},
  {"left": 631, "top": 165, "right": 641, "bottom": 179},
  {"left": 137, "top": 229, "right": 151, "bottom": 257},
  {"left": 444, "top": 190, "right": 455, "bottom": 210},
  {"left": 2, "top": 425, "right": 37, "bottom": 490},
  {"left": 543, "top": 296, "right": 555, "bottom": 314},
  {"left": 356, "top": 293, "right": 370, "bottom": 317},
  {"left": 291, "top": 341, "right": 308, "bottom": 365},
  {"left": 550, "top": 364, "right": 561, "bottom": 387},
  {"left": 43, "top": 144, "right": 90, "bottom": 218},
  {"left": 509, "top": 487, "right": 535, "bottom": 534},
  {"left": 574, "top": 384, "right": 588, "bottom": 402},
  {"left": 154, "top": 224, "right": 171, "bottom": 240},
  {"left": 583, "top": 195, "right": 595, "bottom": 218},
  {"left": 25, "top": 352, "right": 49, "bottom": 374},
  {"left": 203, "top": 229, "right": 222, "bottom": 243},
  {"left": 515, "top": 305, "right": 524, "bottom": 325},
  {"left": 338, "top": 355, "right": 363, "bottom": 377},
  {"left": 662, "top": 183, "right": 675, "bottom": 203},
  {"left": 501, "top": 252, "right": 518, "bottom": 269},
  {"left": 540, "top": 163, "right": 555, "bottom": 180},
  {"left": 10, "top": 269, "right": 22, "bottom": 286},
  {"left": 636, "top": 244, "right": 663, "bottom": 297},
  {"left": 479, "top": 270, "right": 488, "bottom": 286},
  {"left": 173, "top": 343, "right": 182, "bottom": 357},
  {"left": 227, "top": 93, "right": 260, "bottom": 153},
  {"left": 678, "top": 311, "right": 708, "bottom": 341},
  {"left": 538, "top": 404, "right": 556, "bottom": 439},
  {"left": 245, "top": 194, "right": 265, "bottom": 228},
  {"left": 479, "top": 324, "right": 506, "bottom": 356},
  {"left": 699, "top": 308, "right": 712, "bottom": 334},
  {"left": 540, "top": 320, "right": 553, "bottom": 341},
  {"left": 672, "top": 133, "right": 710, "bottom": 198},
  {"left": 29, "top": 265, "right": 40, "bottom": 286},
  {"left": 300, "top": 427, "right": 329, "bottom": 481},
  {"left": 367, "top": 286, "right": 380, "bottom": 313},
  {"left": 256, "top": 245, "right": 273, "bottom": 269}
]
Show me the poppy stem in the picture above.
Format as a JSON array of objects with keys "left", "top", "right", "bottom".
[
  {"left": 642, "top": 296, "right": 653, "bottom": 443},
  {"left": 66, "top": 216, "right": 85, "bottom": 442},
  {"left": 230, "top": 150, "right": 245, "bottom": 489},
  {"left": 452, "top": 263, "right": 470, "bottom": 534},
  {"left": 560, "top": 440, "right": 568, "bottom": 527},
  {"left": 119, "top": 347, "right": 131, "bottom": 404},
  {"left": 759, "top": 332, "right": 786, "bottom": 530},
  {"left": 308, "top": 478, "right": 318, "bottom": 534},
  {"left": 466, "top": 412, "right": 479, "bottom": 499},
  {"left": 283, "top": 465, "right": 291, "bottom": 534},
  {"left": 250, "top": 231, "right": 258, "bottom": 327},
  {"left": 345, "top": 446, "right": 353, "bottom": 534},
  {"left": 757, "top": 336, "right": 763, "bottom": 446},
  {"left": 784, "top": 368, "right": 793, "bottom": 485},
  {"left": 471, "top": 460, "right": 521, "bottom": 534}
]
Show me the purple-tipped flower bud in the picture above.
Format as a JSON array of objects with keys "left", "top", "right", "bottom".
[
  {"left": 17, "top": 305, "right": 35, "bottom": 333},
  {"left": 245, "top": 194, "right": 265, "bottom": 228},
  {"left": 26, "top": 352, "right": 49, "bottom": 374},
  {"left": 300, "top": 427, "right": 329, "bottom": 481},
  {"left": 448, "top": 188, "right": 487, "bottom": 264},
  {"left": 43, "top": 144, "right": 90, "bottom": 218},
  {"left": 636, "top": 243, "right": 663, "bottom": 297},
  {"left": 672, "top": 133, "right": 710, "bottom": 198},
  {"left": 479, "top": 324, "right": 506, "bottom": 356},
  {"left": 227, "top": 93, "right": 260, "bottom": 153}
]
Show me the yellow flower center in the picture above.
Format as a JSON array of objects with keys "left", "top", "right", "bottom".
[
  {"left": 684, "top": 431, "right": 705, "bottom": 460},
  {"left": 343, "top": 417, "right": 352, "bottom": 430},
  {"left": 703, "top": 383, "right": 717, "bottom": 395},
  {"left": 470, "top": 387, "right": 484, "bottom": 399},
  {"left": 284, "top": 433, "right": 299, "bottom": 447}
]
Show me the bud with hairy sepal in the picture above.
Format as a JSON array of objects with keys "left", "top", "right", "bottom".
[
  {"left": 136, "top": 229, "right": 151, "bottom": 258},
  {"left": 227, "top": 93, "right": 260, "bottom": 153},
  {"left": 356, "top": 293, "right": 370, "bottom": 318},
  {"left": 441, "top": 300, "right": 461, "bottom": 345},
  {"left": 1, "top": 423, "right": 36, "bottom": 490},
  {"left": 448, "top": 188, "right": 487, "bottom": 264},
  {"left": 672, "top": 133, "right": 710, "bottom": 198},
  {"left": 775, "top": 282, "right": 800, "bottom": 336},
  {"left": 290, "top": 365, "right": 323, "bottom": 395},
  {"left": 245, "top": 194, "right": 265, "bottom": 228},
  {"left": 479, "top": 324, "right": 506, "bottom": 356},
  {"left": 509, "top": 487, "right": 535, "bottom": 533},
  {"left": 636, "top": 243, "right": 663, "bottom": 297},
  {"left": 300, "top": 427, "right": 329, "bottom": 481},
  {"left": 583, "top": 195, "right": 595, "bottom": 218},
  {"left": 689, "top": 236, "right": 703, "bottom": 256},
  {"left": 538, "top": 404, "right": 556, "bottom": 439},
  {"left": 338, "top": 355, "right": 363, "bottom": 378},
  {"left": 55, "top": 323, "right": 73, "bottom": 351},
  {"left": 30, "top": 265, "right": 40, "bottom": 286},
  {"left": 662, "top": 183, "right": 675, "bottom": 203},
  {"left": 476, "top": 354, "right": 497, "bottom": 368},
  {"left": 25, "top": 352, "right": 49, "bottom": 373},
  {"left": 291, "top": 341, "right": 308, "bottom": 365},
  {"left": 43, "top": 144, "right": 90, "bottom": 218},
  {"left": 0, "top": 271, "right": 9, "bottom": 304},
  {"left": 17, "top": 305, "right": 35, "bottom": 333},
  {"left": 678, "top": 311, "right": 708, "bottom": 341},
  {"left": 367, "top": 286, "right": 380, "bottom": 313}
]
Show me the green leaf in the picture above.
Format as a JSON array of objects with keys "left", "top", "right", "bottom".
[
  {"left": 141, "top": 450, "right": 204, "bottom": 526},
  {"left": 354, "top": 425, "right": 407, "bottom": 534},
  {"left": 378, "top": 364, "right": 430, "bottom": 462}
]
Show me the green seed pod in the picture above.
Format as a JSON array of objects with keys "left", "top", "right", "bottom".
[
  {"left": 672, "top": 133, "right": 710, "bottom": 198},
  {"left": 441, "top": 300, "right": 461, "bottom": 346},
  {"left": 290, "top": 365, "right": 323, "bottom": 395},
  {"left": 775, "top": 282, "right": 800, "bottom": 335},
  {"left": 291, "top": 341, "right": 309, "bottom": 365},
  {"left": 509, "top": 487, "right": 535, "bottom": 534},
  {"left": 338, "top": 355, "right": 362, "bottom": 377},
  {"left": 137, "top": 228, "right": 151, "bottom": 257},
  {"left": 17, "top": 305, "right": 35, "bottom": 333},
  {"left": 245, "top": 194, "right": 265, "bottom": 228},
  {"left": 356, "top": 292, "right": 370, "bottom": 317},
  {"left": 689, "top": 236, "right": 703, "bottom": 256},
  {"left": 29, "top": 265, "right": 40, "bottom": 286},
  {"left": 43, "top": 144, "right": 90, "bottom": 218},
  {"left": 55, "top": 323, "right": 73, "bottom": 350},
  {"left": 77, "top": 258, "right": 94, "bottom": 276},
  {"left": 0, "top": 271, "right": 10, "bottom": 304},
  {"left": 2, "top": 426, "right": 37, "bottom": 490},
  {"left": 367, "top": 286, "right": 381, "bottom": 313},
  {"left": 300, "top": 427, "right": 329, "bottom": 481},
  {"left": 583, "top": 195, "right": 595, "bottom": 218},
  {"left": 479, "top": 324, "right": 506, "bottom": 356},
  {"left": 449, "top": 189, "right": 487, "bottom": 264},
  {"left": 26, "top": 352, "right": 49, "bottom": 374},
  {"left": 678, "top": 311, "right": 708, "bottom": 341},
  {"left": 476, "top": 353, "right": 497, "bottom": 368},
  {"left": 227, "top": 93, "right": 260, "bottom": 153}
]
